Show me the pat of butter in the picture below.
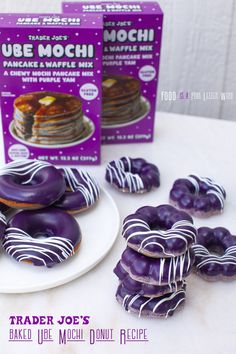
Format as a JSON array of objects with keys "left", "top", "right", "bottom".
[
  {"left": 102, "top": 79, "right": 117, "bottom": 88},
  {"left": 39, "top": 96, "right": 56, "bottom": 106}
]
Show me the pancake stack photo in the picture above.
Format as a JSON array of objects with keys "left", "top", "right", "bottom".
[
  {"left": 13, "top": 92, "right": 87, "bottom": 145},
  {"left": 102, "top": 75, "right": 143, "bottom": 126}
]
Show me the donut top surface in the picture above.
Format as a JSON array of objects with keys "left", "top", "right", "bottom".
[
  {"left": 122, "top": 205, "right": 196, "bottom": 258},
  {"left": 105, "top": 157, "right": 160, "bottom": 193},
  {"left": 14, "top": 92, "right": 82, "bottom": 118},
  {"left": 170, "top": 175, "right": 226, "bottom": 213},
  {"left": 102, "top": 75, "right": 140, "bottom": 101}
]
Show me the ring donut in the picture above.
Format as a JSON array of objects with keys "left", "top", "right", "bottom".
[
  {"left": 2, "top": 207, "right": 81, "bottom": 268},
  {"left": 120, "top": 247, "right": 195, "bottom": 286},
  {"left": 54, "top": 167, "right": 100, "bottom": 214},
  {"left": 122, "top": 205, "right": 196, "bottom": 258},
  {"left": 170, "top": 175, "right": 226, "bottom": 217},
  {"left": 114, "top": 261, "right": 185, "bottom": 298},
  {"left": 116, "top": 283, "right": 186, "bottom": 318},
  {"left": 105, "top": 157, "right": 160, "bottom": 193},
  {"left": 0, "top": 159, "right": 66, "bottom": 209},
  {"left": 0, "top": 212, "right": 7, "bottom": 240},
  {"left": 193, "top": 227, "right": 236, "bottom": 281}
]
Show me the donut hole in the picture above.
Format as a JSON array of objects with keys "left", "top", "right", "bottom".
[
  {"left": 207, "top": 242, "right": 225, "bottom": 256},
  {"left": 31, "top": 228, "right": 55, "bottom": 240}
]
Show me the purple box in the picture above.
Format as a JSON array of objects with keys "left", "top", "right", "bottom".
[
  {"left": 63, "top": 2, "right": 163, "bottom": 144},
  {"left": 0, "top": 14, "right": 103, "bottom": 165}
]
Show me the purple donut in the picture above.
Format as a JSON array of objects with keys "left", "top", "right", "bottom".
[
  {"left": 120, "top": 247, "right": 195, "bottom": 286},
  {"left": 105, "top": 157, "right": 160, "bottom": 193},
  {"left": 170, "top": 175, "right": 226, "bottom": 217},
  {"left": 193, "top": 227, "right": 236, "bottom": 281},
  {"left": 0, "top": 159, "right": 66, "bottom": 209},
  {"left": 116, "top": 283, "right": 186, "bottom": 318},
  {"left": 0, "top": 212, "right": 7, "bottom": 240},
  {"left": 2, "top": 207, "right": 81, "bottom": 268},
  {"left": 122, "top": 205, "right": 196, "bottom": 258},
  {"left": 114, "top": 261, "right": 185, "bottom": 297},
  {"left": 54, "top": 168, "right": 100, "bottom": 214}
]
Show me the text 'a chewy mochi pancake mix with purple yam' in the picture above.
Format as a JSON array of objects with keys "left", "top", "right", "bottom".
[
  {"left": 63, "top": 2, "right": 163, "bottom": 144},
  {"left": 0, "top": 14, "right": 103, "bottom": 165}
]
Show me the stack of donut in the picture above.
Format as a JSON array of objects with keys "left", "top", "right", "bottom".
[
  {"left": 114, "top": 204, "right": 197, "bottom": 318},
  {"left": 0, "top": 159, "right": 100, "bottom": 268}
]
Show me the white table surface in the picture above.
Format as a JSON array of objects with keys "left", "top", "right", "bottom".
[{"left": 0, "top": 112, "right": 236, "bottom": 354}]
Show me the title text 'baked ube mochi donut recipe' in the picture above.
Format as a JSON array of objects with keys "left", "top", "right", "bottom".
[
  {"left": 169, "top": 175, "right": 226, "bottom": 217},
  {"left": 122, "top": 205, "right": 197, "bottom": 258},
  {"left": 54, "top": 167, "right": 100, "bottom": 214},
  {"left": 0, "top": 212, "right": 7, "bottom": 240},
  {"left": 105, "top": 157, "right": 160, "bottom": 193},
  {"left": 0, "top": 160, "right": 66, "bottom": 209},
  {"left": 193, "top": 227, "right": 236, "bottom": 281},
  {"left": 2, "top": 207, "right": 82, "bottom": 268}
]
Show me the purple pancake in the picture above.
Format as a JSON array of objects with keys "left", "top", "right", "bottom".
[
  {"left": 2, "top": 207, "right": 81, "bottom": 268},
  {"left": 0, "top": 159, "right": 66, "bottom": 209},
  {"left": 114, "top": 261, "right": 185, "bottom": 297},
  {"left": 116, "top": 283, "right": 186, "bottom": 318},
  {"left": 120, "top": 247, "right": 195, "bottom": 286},
  {"left": 193, "top": 227, "right": 236, "bottom": 281},
  {"left": 105, "top": 157, "right": 160, "bottom": 193},
  {"left": 54, "top": 167, "right": 100, "bottom": 214},
  {"left": 122, "top": 205, "right": 196, "bottom": 258},
  {"left": 169, "top": 175, "right": 226, "bottom": 217},
  {"left": 0, "top": 212, "right": 7, "bottom": 240}
]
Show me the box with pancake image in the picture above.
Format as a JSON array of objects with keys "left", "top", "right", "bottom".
[
  {"left": 0, "top": 13, "right": 103, "bottom": 164},
  {"left": 63, "top": 2, "right": 163, "bottom": 144}
]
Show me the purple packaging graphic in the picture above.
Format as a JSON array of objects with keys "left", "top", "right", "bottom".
[
  {"left": 0, "top": 14, "right": 103, "bottom": 165},
  {"left": 63, "top": 2, "right": 163, "bottom": 144}
]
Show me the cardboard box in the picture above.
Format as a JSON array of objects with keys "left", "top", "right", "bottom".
[
  {"left": 0, "top": 13, "right": 103, "bottom": 164},
  {"left": 63, "top": 2, "right": 163, "bottom": 144}
]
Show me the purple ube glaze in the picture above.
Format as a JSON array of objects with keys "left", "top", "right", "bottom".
[
  {"left": 114, "top": 261, "right": 185, "bottom": 297},
  {"left": 116, "top": 283, "right": 186, "bottom": 318},
  {"left": 120, "top": 247, "right": 195, "bottom": 286},
  {"left": 193, "top": 227, "right": 236, "bottom": 281},
  {"left": 0, "top": 160, "right": 66, "bottom": 209},
  {"left": 0, "top": 212, "right": 7, "bottom": 240},
  {"left": 122, "top": 204, "right": 196, "bottom": 258},
  {"left": 105, "top": 157, "right": 160, "bottom": 193},
  {"left": 169, "top": 175, "right": 226, "bottom": 217},
  {"left": 3, "top": 207, "right": 81, "bottom": 267},
  {"left": 54, "top": 167, "right": 100, "bottom": 214}
]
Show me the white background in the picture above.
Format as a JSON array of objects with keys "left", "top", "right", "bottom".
[{"left": 0, "top": 0, "right": 235, "bottom": 121}]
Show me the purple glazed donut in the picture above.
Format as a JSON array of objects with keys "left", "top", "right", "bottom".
[
  {"left": 122, "top": 205, "right": 196, "bottom": 258},
  {"left": 54, "top": 167, "right": 100, "bottom": 214},
  {"left": 0, "top": 212, "right": 7, "bottom": 240},
  {"left": 193, "top": 227, "right": 236, "bottom": 281},
  {"left": 105, "top": 157, "right": 160, "bottom": 193},
  {"left": 120, "top": 247, "right": 195, "bottom": 286},
  {"left": 0, "top": 159, "right": 66, "bottom": 210},
  {"left": 116, "top": 283, "right": 186, "bottom": 318},
  {"left": 2, "top": 207, "right": 81, "bottom": 268},
  {"left": 169, "top": 175, "right": 226, "bottom": 217},
  {"left": 114, "top": 261, "right": 185, "bottom": 297}
]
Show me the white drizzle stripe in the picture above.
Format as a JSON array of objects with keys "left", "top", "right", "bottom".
[
  {"left": 186, "top": 175, "right": 226, "bottom": 210},
  {"left": 0, "top": 159, "right": 50, "bottom": 185},
  {"left": 3, "top": 227, "right": 75, "bottom": 266},
  {"left": 106, "top": 157, "right": 144, "bottom": 193},
  {"left": 122, "top": 218, "right": 196, "bottom": 256},
  {"left": 193, "top": 244, "right": 236, "bottom": 269},
  {"left": 61, "top": 167, "right": 100, "bottom": 207},
  {"left": 0, "top": 212, "right": 6, "bottom": 225},
  {"left": 152, "top": 289, "right": 186, "bottom": 314},
  {"left": 165, "top": 298, "right": 185, "bottom": 318}
]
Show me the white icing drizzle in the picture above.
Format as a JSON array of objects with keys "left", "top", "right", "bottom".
[
  {"left": 193, "top": 244, "right": 236, "bottom": 269},
  {"left": 152, "top": 289, "right": 186, "bottom": 317},
  {"left": 122, "top": 218, "right": 196, "bottom": 257},
  {"left": 0, "top": 212, "right": 6, "bottom": 225},
  {"left": 106, "top": 157, "right": 144, "bottom": 193},
  {"left": 186, "top": 175, "right": 226, "bottom": 210},
  {"left": 3, "top": 227, "right": 75, "bottom": 266},
  {"left": 0, "top": 159, "right": 50, "bottom": 185},
  {"left": 61, "top": 167, "right": 100, "bottom": 207}
]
